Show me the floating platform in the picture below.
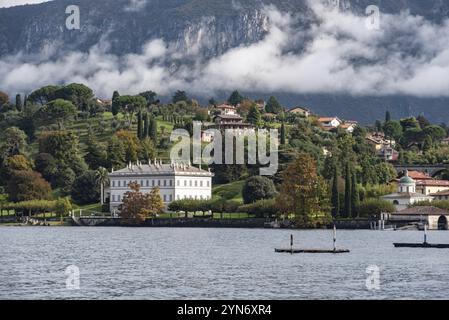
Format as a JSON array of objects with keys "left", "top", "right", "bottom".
[
  {"left": 394, "top": 243, "right": 449, "bottom": 249},
  {"left": 275, "top": 248, "right": 350, "bottom": 254}
]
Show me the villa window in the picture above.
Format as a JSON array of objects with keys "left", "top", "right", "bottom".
[
  {"left": 200, "top": 181, "right": 203, "bottom": 187},
  {"left": 177, "top": 180, "right": 180, "bottom": 186},
  {"left": 164, "top": 180, "right": 167, "bottom": 187},
  {"left": 163, "top": 195, "right": 167, "bottom": 202},
  {"left": 184, "top": 180, "right": 187, "bottom": 187},
  {"left": 195, "top": 181, "right": 198, "bottom": 187},
  {"left": 112, "top": 181, "right": 116, "bottom": 187}
]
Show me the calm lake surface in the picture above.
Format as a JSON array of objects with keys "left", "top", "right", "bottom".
[{"left": 1, "top": 227, "right": 449, "bottom": 300}]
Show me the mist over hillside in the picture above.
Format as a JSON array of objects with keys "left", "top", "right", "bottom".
[{"left": 1, "top": 0, "right": 449, "bottom": 123}]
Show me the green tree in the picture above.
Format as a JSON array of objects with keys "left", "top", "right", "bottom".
[
  {"left": 139, "top": 91, "right": 157, "bottom": 105},
  {"left": 351, "top": 171, "right": 359, "bottom": 218},
  {"left": 331, "top": 164, "right": 340, "bottom": 218},
  {"left": 40, "top": 99, "right": 76, "bottom": 129},
  {"left": 111, "top": 91, "right": 121, "bottom": 115},
  {"left": 55, "top": 83, "right": 94, "bottom": 111},
  {"left": 149, "top": 117, "right": 158, "bottom": 142},
  {"left": 120, "top": 183, "right": 164, "bottom": 224},
  {"left": 228, "top": 90, "right": 244, "bottom": 106},
  {"left": 242, "top": 176, "right": 277, "bottom": 204},
  {"left": 383, "top": 120, "right": 403, "bottom": 141},
  {"left": 417, "top": 114, "right": 430, "bottom": 129},
  {"left": 172, "top": 90, "right": 188, "bottom": 104},
  {"left": 95, "top": 167, "right": 109, "bottom": 205},
  {"left": 143, "top": 113, "right": 149, "bottom": 138},
  {"left": 85, "top": 135, "right": 108, "bottom": 169},
  {"left": 265, "top": 96, "right": 283, "bottom": 114},
  {"left": 423, "top": 125, "right": 446, "bottom": 143},
  {"left": 280, "top": 122, "right": 286, "bottom": 145},
  {"left": 28, "top": 85, "right": 61, "bottom": 105},
  {"left": 0, "top": 127, "right": 28, "bottom": 159},
  {"left": 15, "top": 94, "right": 22, "bottom": 112},
  {"left": 71, "top": 171, "right": 100, "bottom": 205},
  {"left": 344, "top": 162, "right": 352, "bottom": 218},
  {"left": 276, "top": 154, "right": 330, "bottom": 226},
  {"left": 247, "top": 105, "right": 261, "bottom": 126},
  {"left": 137, "top": 111, "right": 143, "bottom": 139},
  {"left": 107, "top": 135, "right": 126, "bottom": 170}
]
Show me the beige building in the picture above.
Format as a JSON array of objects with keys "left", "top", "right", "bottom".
[
  {"left": 382, "top": 172, "right": 434, "bottom": 211},
  {"left": 288, "top": 107, "right": 311, "bottom": 118},
  {"left": 388, "top": 206, "right": 449, "bottom": 230}
]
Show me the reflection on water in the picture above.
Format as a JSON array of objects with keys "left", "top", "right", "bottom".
[{"left": 1, "top": 227, "right": 449, "bottom": 300}]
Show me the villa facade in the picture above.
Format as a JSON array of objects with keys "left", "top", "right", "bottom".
[{"left": 108, "top": 161, "right": 214, "bottom": 213}]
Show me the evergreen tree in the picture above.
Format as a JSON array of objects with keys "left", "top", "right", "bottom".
[
  {"left": 331, "top": 164, "right": 340, "bottom": 218},
  {"left": 150, "top": 117, "right": 158, "bottom": 142},
  {"left": 247, "top": 105, "right": 261, "bottom": 126},
  {"left": 280, "top": 122, "right": 286, "bottom": 145},
  {"left": 111, "top": 91, "right": 120, "bottom": 115},
  {"left": 143, "top": 113, "right": 149, "bottom": 138},
  {"left": 228, "top": 90, "right": 244, "bottom": 106},
  {"left": 15, "top": 94, "right": 22, "bottom": 112},
  {"left": 137, "top": 111, "right": 143, "bottom": 140},
  {"left": 351, "top": 171, "right": 359, "bottom": 218},
  {"left": 23, "top": 94, "right": 28, "bottom": 108},
  {"left": 265, "top": 96, "right": 283, "bottom": 114},
  {"left": 344, "top": 162, "right": 352, "bottom": 218}
]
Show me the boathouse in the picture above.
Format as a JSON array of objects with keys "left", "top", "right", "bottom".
[{"left": 387, "top": 206, "right": 449, "bottom": 230}]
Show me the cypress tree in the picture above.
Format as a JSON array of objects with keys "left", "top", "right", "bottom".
[
  {"left": 351, "top": 171, "right": 359, "bottom": 218},
  {"left": 280, "top": 122, "right": 286, "bottom": 145},
  {"left": 15, "top": 94, "right": 22, "bottom": 112},
  {"left": 143, "top": 113, "right": 149, "bottom": 138},
  {"left": 137, "top": 111, "right": 143, "bottom": 139},
  {"left": 331, "top": 164, "right": 340, "bottom": 218},
  {"left": 111, "top": 91, "right": 120, "bottom": 116},
  {"left": 150, "top": 117, "right": 158, "bottom": 142},
  {"left": 344, "top": 162, "right": 352, "bottom": 218}
]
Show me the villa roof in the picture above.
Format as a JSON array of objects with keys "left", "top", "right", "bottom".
[
  {"left": 405, "top": 171, "right": 433, "bottom": 180},
  {"left": 396, "top": 206, "right": 449, "bottom": 216},
  {"left": 216, "top": 104, "right": 236, "bottom": 110},
  {"left": 382, "top": 192, "right": 433, "bottom": 200},
  {"left": 416, "top": 179, "right": 449, "bottom": 187},
  {"left": 318, "top": 117, "right": 342, "bottom": 123},
  {"left": 109, "top": 163, "right": 213, "bottom": 177},
  {"left": 430, "top": 190, "right": 449, "bottom": 197}
]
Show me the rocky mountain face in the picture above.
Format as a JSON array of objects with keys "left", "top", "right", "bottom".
[{"left": 1, "top": 0, "right": 449, "bottom": 123}]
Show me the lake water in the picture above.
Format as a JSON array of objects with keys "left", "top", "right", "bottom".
[{"left": 1, "top": 227, "right": 449, "bottom": 300}]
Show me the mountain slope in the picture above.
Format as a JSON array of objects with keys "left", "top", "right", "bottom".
[{"left": 1, "top": 0, "right": 449, "bottom": 124}]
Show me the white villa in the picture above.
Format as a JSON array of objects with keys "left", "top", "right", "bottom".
[
  {"left": 382, "top": 171, "right": 434, "bottom": 211},
  {"left": 108, "top": 161, "right": 214, "bottom": 213}
]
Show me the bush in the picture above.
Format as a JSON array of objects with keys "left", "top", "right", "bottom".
[
  {"left": 71, "top": 171, "right": 100, "bottom": 205},
  {"left": 242, "top": 176, "right": 277, "bottom": 204},
  {"left": 238, "top": 199, "right": 278, "bottom": 218},
  {"left": 356, "top": 199, "right": 396, "bottom": 218}
]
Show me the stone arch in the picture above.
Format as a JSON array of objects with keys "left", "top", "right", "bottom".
[{"left": 438, "top": 215, "right": 448, "bottom": 230}]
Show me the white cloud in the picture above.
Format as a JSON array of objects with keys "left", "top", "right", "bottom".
[
  {"left": 2, "top": 2, "right": 449, "bottom": 99},
  {"left": 0, "top": 0, "right": 53, "bottom": 8}
]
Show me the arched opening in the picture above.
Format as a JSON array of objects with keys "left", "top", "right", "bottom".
[
  {"left": 393, "top": 200, "right": 399, "bottom": 205},
  {"left": 438, "top": 215, "right": 448, "bottom": 230}
]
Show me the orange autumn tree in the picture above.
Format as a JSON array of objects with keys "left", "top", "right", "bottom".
[
  {"left": 276, "top": 153, "right": 330, "bottom": 227},
  {"left": 120, "top": 182, "right": 164, "bottom": 224}
]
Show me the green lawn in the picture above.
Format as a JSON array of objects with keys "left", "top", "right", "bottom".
[{"left": 213, "top": 180, "right": 245, "bottom": 203}]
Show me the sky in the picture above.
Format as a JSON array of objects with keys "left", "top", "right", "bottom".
[{"left": 0, "top": 0, "right": 52, "bottom": 8}]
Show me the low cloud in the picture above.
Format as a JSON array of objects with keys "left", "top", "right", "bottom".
[{"left": 2, "top": 1, "right": 449, "bottom": 99}]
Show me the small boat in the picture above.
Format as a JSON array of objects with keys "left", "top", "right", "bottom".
[
  {"left": 394, "top": 224, "right": 449, "bottom": 249},
  {"left": 275, "top": 225, "right": 350, "bottom": 254}
]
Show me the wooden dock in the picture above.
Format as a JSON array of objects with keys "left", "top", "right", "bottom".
[
  {"left": 275, "top": 248, "right": 350, "bottom": 254},
  {"left": 394, "top": 243, "right": 449, "bottom": 249}
]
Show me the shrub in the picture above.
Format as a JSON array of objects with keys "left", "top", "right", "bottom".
[
  {"left": 242, "top": 176, "right": 277, "bottom": 204},
  {"left": 238, "top": 199, "right": 278, "bottom": 218},
  {"left": 356, "top": 199, "right": 396, "bottom": 218}
]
